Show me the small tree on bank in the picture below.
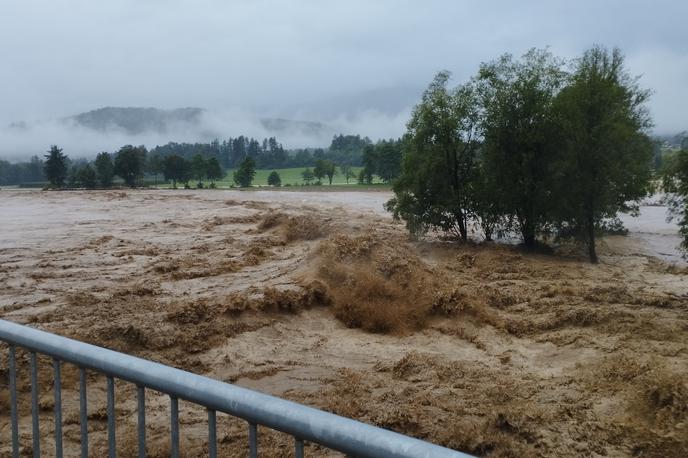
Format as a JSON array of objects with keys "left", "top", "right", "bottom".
[
  {"left": 44, "top": 145, "right": 68, "bottom": 188},
  {"left": 206, "top": 157, "right": 224, "bottom": 186},
  {"left": 323, "top": 160, "right": 337, "bottom": 185},
  {"left": 340, "top": 164, "right": 356, "bottom": 184},
  {"left": 94, "top": 152, "right": 114, "bottom": 187},
  {"left": 114, "top": 145, "right": 146, "bottom": 187},
  {"left": 190, "top": 154, "right": 208, "bottom": 188},
  {"left": 301, "top": 168, "right": 315, "bottom": 185},
  {"left": 233, "top": 157, "right": 256, "bottom": 187},
  {"left": 267, "top": 171, "right": 281, "bottom": 187},
  {"left": 163, "top": 155, "right": 190, "bottom": 188},
  {"left": 147, "top": 153, "right": 163, "bottom": 186}
]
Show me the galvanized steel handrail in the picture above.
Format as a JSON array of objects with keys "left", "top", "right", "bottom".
[{"left": 0, "top": 319, "right": 472, "bottom": 457}]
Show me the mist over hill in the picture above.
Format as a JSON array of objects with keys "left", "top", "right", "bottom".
[
  {"left": 0, "top": 101, "right": 415, "bottom": 161},
  {"left": 69, "top": 107, "right": 204, "bottom": 135},
  {"left": 65, "top": 107, "right": 330, "bottom": 138}
]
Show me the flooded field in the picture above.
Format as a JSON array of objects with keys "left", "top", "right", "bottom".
[{"left": 0, "top": 189, "right": 687, "bottom": 457}]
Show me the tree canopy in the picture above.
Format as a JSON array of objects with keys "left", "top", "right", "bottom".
[
  {"left": 94, "top": 152, "right": 114, "bottom": 187},
  {"left": 233, "top": 157, "right": 256, "bottom": 187},
  {"left": 44, "top": 145, "right": 68, "bottom": 188},
  {"left": 551, "top": 45, "right": 653, "bottom": 262},
  {"left": 114, "top": 145, "right": 146, "bottom": 187},
  {"left": 387, "top": 47, "right": 654, "bottom": 262}
]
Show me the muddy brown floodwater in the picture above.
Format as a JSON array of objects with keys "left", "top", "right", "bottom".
[{"left": 0, "top": 189, "right": 687, "bottom": 457}]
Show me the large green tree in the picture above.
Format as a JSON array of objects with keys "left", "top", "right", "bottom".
[
  {"left": 375, "top": 139, "right": 403, "bottom": 183},
  {"left": 478, "top": 49, "right": 567, "bottom": 248},
  {"left": 386, "top": 72, "right": 482, "bottom": 241},
  {"left": 114, "top": 145, "right": 146, "bottom": 187},
  {"left": 206, "top": 157, "right": 224, "bottom": 185},
  {"left": 552, "top": 46, "right": 653, "bottom": 262},
  {"left": 147, "top": 153, "right": 163, "bottom": 186},
  {"left": 233, "top": 157, "right": 256, "bottom": 187},
  {"left": 190, "top": 154, "right": 208, "bottom": 188},
  {"left": 94, "top": 152, "right": 114, "bottom": 187},
  {"left": 43, "top": 145, "right": 68, "bottom": 188},
  {"left": 163, "top": 155, "right": 190, "bottom": 188}
]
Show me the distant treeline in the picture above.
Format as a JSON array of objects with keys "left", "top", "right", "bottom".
[
  {"left": 1, "top": 133, "right": 405, "bottom": 188},
  {"left": 149, "top": 133, "right": 371, "bottom": 169},
  {"left": 0, "top": 134, "right": 384, "bottom": 186}
]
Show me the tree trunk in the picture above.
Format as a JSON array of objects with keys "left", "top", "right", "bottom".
[
  {"left": 522, "top": 217, "right": 536, "bottom": 248},
  {"left": 587, "top": 214, "right": 598, "bottom": 263},
  {"left": 456, "top": 212, "right": 468, "bottom": 241}
]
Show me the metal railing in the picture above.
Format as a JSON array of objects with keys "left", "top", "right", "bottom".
[{"left": 0, "top": 319, "right": 472, "bottom": 457}]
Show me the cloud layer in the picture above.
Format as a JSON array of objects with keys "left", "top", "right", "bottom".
[{"left": 1, "top": 0, "right": 686, "bottom": 159}]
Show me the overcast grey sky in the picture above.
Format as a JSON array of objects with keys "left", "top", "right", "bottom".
[{"left": 1, "top": 0, "right": 686, "bottom": 156}]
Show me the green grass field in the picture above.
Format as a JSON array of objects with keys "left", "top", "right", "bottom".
[{"left": 157, "top": 166, "right": 386, "bottom": 188}]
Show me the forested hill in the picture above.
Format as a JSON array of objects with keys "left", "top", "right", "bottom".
[
  {"left": 70, "top": 107, "right": 203, "bottom": 134},
  {"left": 63, "top": 107, "right": 329, "bottom": 138}
]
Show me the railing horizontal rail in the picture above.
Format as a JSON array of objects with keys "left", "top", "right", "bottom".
[{"left": 0, "top": 319, "right": 472, "bottom": 457}]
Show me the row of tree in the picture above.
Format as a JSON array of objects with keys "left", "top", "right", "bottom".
[
  {"left": 386, "top": 46, "right": 657, "bottom": 263},
  {"left": 1, "top": 133, "right": 380, "bottom": 186},
  {"left": 146, "top": 134, "right": 372, "bottom": 170},
  {"left": 42, "top": 145, "right": 226, "bottom": 189}
]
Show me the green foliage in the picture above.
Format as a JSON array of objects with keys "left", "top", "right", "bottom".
[
  {"left": 206, "top": 157, "right": 224, "bottom": 183},
  {"left": 147, "top": 153, "right": 163, "bottom": 185},
  {"left": 267, "top": 170, "right": 281, "bottom": 187},
  {"left": 0, "top": 156, "right": 44, "bottom": 186},
  {"left": 328, "top": 134, "right": 372, "bottom": 165},
  {"left": 233, "top": 157, "right": 256, "bottom": 187},
  {"left": 163, "top": 154, "right": 190, "bottom": 187},
  {"left": 662, "top": 148, "right": 688, "bottom": 255},
  {"left": 43, "top": 145, "right": 68, "bottom": 188},
  {"left": 387, "top": 46, "right": 655, "bottom": 261},
  {"left": 190, "top": 154, "right": 208, "bottom": 186},
  {"left": 386, "top": 72, "right": 483, "bottom": 241},
  {"left": 301, "top": 168, "right": 315, "bottom": 185},
  {"left": 478, "top": 48, "right": 567, "bottom": 248},
  {"left": 340, "top": 164, "right": 356, "bottom": 184},
  {"left": 374, "top": 140, "right": 403, "bottom": 182},
  {"left": 314, "top": 159, "right": 337, "bottom": 185},
  {"left": 94, "top": 152, "right": 114, "bottom": 187},
  {"left": 551, "top": 45, "right": 653, "bottom": 262},
  {"left": 70, "top": 164, "right": 97, "bottom": 189},
  {"left": 358, "top": 145, "right": 375, "bottom": 185},
  {"left": 114, "top": 145, "right": 146, "bottom": 187}
]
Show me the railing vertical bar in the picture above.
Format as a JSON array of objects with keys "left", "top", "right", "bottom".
[
  {"left": 79, "top": 367, "right": 88, "bottom": 458},
  {"left": 295, "top": 437, "right": 304, "bottom": 458},
  {"left": 207, "top": 409, "right": 217, "bottom": 458},
  {"left": 29, "top": 351, "right": 40, "bottom": 458},
  {"left": 170, "top": 396, "right": 179, "bottom": 458},
  {"left": 8, "top": 345, "right": 19, "bottom": 458},
  {"left": 137, "top": 385, "right": 145, "bottom": 458},
  {"left": 53, "top": 358, "right": 63, "bottom": 458},
  {"left": 248, "top": 422, "right": 257, "bottom": 458},
  {"left": 107, "top": 375, "right": 116, "bottom": 458}
]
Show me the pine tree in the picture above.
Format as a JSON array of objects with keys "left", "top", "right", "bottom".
[{"left": 43, "top": 145, "right": 68, "bottom": 188}]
